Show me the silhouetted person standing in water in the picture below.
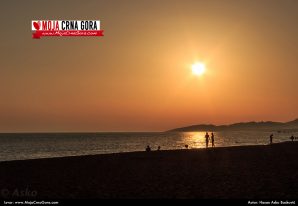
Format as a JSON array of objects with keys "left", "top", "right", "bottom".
[
  {"left": 205, "top": 132, "right": 210, "bottom": 148},
  {"left": 211, "top": 132, "right": 215, "bottom": 147},
  {"left": 270, "top": 134, "right": 273, "bottom": 144}
]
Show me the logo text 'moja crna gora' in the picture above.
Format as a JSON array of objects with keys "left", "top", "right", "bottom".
[
  {"left": 31, "top": 20, "right": 104, "bottom": 39},
  {"left": 32, "top": 20, "right": 100, "bottom": 31}
]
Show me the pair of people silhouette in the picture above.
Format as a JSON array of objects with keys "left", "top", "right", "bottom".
[
  {"left": 205, "top": 132, "right": 215, "bottom": 148},
  {"left": 146, "top": 145, "right": 161, "bottom": 152}
]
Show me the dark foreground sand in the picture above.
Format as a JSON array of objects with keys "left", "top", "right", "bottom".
[{"left": 0, "top": 142, "right": 298, "bottom": 199}]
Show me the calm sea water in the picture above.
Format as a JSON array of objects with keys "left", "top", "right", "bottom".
[{"left": 0, "top": 131, "right": 297, "bottom": 162}]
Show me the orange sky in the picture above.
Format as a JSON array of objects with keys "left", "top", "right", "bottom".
[{"left": 0, "top": 0, "right": 297, "bottom": 132}]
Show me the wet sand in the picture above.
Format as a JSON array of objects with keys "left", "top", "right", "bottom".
[{"left": 0, "top": 142, "right": 297, "bottom": 199}]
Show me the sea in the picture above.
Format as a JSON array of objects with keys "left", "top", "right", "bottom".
[{"left": 0, "top": 130, "right": 297, "bottom": 162}]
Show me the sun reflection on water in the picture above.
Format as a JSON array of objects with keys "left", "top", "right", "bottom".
[{"left": 178, "top": 132, "right": 208, "bottom": 149}]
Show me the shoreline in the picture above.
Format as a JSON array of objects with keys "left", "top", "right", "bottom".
[
  {"left": 0, "top": 141, "right": 290, "bottom": 163},
  {"left": 1, "top": 141, "right": 297, "bottom": 199}
]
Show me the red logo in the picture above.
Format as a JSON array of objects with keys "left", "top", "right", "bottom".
[{"left": 32, "top": 20, "right": 104, "bottom": 39}]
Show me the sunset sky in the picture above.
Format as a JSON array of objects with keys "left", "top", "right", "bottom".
[{"left": 0, "top": 0, "right": 297, "bottom": 132}]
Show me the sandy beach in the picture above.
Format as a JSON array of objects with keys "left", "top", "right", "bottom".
[{"left": 0, "top": 142, "right": 297, "bottom": 199}]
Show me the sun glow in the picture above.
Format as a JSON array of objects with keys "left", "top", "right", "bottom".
[{"left": 192, "top": 62, "right": 206, "bottom": 76}]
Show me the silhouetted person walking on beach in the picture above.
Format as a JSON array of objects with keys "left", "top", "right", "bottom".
[
  {"left": 211, "top": 132, "right": 215, "bottom": 147},
  {"left": 290, "top": 135, "right": 294, "bottom": 142},
  {"left": 270, "top": 134, "right": 273, "bottom": 144},
  {"left": 205, "top": 132, "right": 210, "bottom": 148},
  {"left": 146, "top": 145, "right": 151, "bottom": 152}
]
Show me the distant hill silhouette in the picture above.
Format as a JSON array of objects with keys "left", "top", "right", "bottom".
[{"left": 167, "top": 119, "right": 298, "bottom": 132}]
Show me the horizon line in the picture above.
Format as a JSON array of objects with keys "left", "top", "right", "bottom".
[{"left": 1, "top": 118, "right": 297, "bottom": 133}]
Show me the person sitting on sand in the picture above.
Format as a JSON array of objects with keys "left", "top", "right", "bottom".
[
  {"left": 146, "top": 145, "right": 151, "bottom": 152},
  {"left": 211, "top": 132, "right": 215, "bottom": 147},
  {"left": 270, "top": 134, "right": 273, "bottom": 144},
  {"left": 205, "top": 132, "right": 210, "bottom": 148},
  {"left": 290, "top": 135, "right": 294, "bottom": 142}
]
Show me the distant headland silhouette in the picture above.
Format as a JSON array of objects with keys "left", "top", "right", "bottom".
[{"left": 167, "top": 119, "right": 298, "bottom": 132}]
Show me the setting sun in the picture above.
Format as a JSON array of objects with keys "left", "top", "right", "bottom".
[{"left": 192, "top": 62, "right": 206, "bottom": 76}]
